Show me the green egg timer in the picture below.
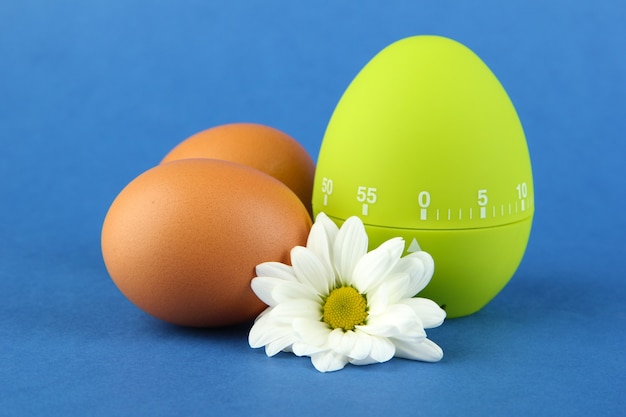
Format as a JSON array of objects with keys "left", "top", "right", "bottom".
[{"left": 312, "top": 36, "right": 534, "bottom": 318}]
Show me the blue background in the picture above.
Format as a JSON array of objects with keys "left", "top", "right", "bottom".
[{"left": 1, "top": 1, "right": 625, "bottom": 416}]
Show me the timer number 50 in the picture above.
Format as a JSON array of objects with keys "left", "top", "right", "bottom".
[{"left": 321, "top": 177, "right": 333, "bottom": 194}]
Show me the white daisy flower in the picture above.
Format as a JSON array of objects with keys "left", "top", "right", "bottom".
[{"left": 248, "top": 212, "right": 446, "bottom": 373}]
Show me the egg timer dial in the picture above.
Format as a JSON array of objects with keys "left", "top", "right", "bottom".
[{"left": 312, "top": 35, "right": 534, "bottom": 318}]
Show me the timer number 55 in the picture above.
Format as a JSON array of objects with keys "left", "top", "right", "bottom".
[{"left": 356, "top": 186, "right": 377, "bottom": 204}]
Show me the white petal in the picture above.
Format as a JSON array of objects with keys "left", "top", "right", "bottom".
[
  {"left": 333, "top": 216, "right": 368, "bottom": 285},
  {"left": 271, "top": 280, "right": 320, "bottom": 303},
  {"left": 310, "top": 350, "right": 349, "bottom": 372},
  {"left": 358, "top": 304, "right": 425, "bottom": 339},
  {"left": 292, "top": 342, "right": 326, "bottom": 356},
  {"left": 249, "top": 313, "right": 291, "bottom": 353},
  {"left": 265, "top": 333, "right": 297, "bottom": 356},
  {"left": 248, "top": 314, "right": 271, "bottom": 348},
  {"left": 292, "top": 318, "right": 331, "bottom": 350},
  {"left": 352, "top": 237, "right": 404, "bottom": 293},
  {"left": 350, "top": 335, "right": 395, "bottom": 364},
  {"left": 399, "top": 297, "right": 446, "bottom": 329},
  {"left": 251, "top": 305, "right": 272, "bottom": 324},
  {"left": 370, "top": 335, "right": 396, "bottom": 362},
  {"left": 291, "top": 246, "right": 334, "bottom": 295},
  {"left": 383, "top": 272, "right": 411, "bottom": 305},
  {"left": 250, "top": 277, "right": 283, "bottom": 306},
  {"left": 405, "top": 251, "right": 435, "bottom": 296},
  {"left": 348, "top": 356, "right": 379, "bottom": 366},
  {"left": 365, "top": 281, "right": 389, "bottom": 316},
  {"left": 255, "top": 262, "right": 297, "bottom": 282},
  {"left": 391, "top": 337, "right": 443, "bottom": 362},
  {"left": 314, "top": 212, "right": 339, "bottom": 240},
  {"left": 306, "top": 212, "right": 339, "bottom": 268},
  {"left": 328, "top": 328, "right": 358, "bottom": 357},
  {"left": 349, "top": 329, "right": 373, "bottom": 361},
  {"left": 270, "top": 299, "right": 321, "bottom": 323},
  {"left": 415, "top": 251, "right": 435, "bottom": 279},
  {"left": 390, "top": 254, "right": 426, "bottom": 298}
]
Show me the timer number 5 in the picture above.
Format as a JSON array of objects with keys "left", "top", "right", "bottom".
[
  {"left": 477, "top": 189, "right": 488, "bottom": 206},
  {"left": 356, "top": 186, "right": 377, "bottom": 204}
]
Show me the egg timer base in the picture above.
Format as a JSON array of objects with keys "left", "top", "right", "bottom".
[{"left": 356, "top": 218, "right": 533, "bottom": 318}]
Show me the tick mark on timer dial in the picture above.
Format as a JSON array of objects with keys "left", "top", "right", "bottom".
[{"left": 416, "top": 183, "right": 530, "bottom": 223}]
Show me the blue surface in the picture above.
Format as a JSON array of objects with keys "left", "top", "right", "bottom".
[{"left": 1, "top": 1, "right": 625, "bottom": 416}]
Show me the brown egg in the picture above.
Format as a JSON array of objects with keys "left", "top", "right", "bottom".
[
  {"left": 101, "top": 159, "right": 312, "bottom": 327},
  {"left": 161, "top": 123, "right": 315, "bottom": 215}
]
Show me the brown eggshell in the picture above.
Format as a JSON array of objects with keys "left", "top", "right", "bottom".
[
  {"left": 161, "top": 123, "right": 315, "bottom": 215},
  {"left": 101, "top": 159, "right": 312, "bottom": 327}
]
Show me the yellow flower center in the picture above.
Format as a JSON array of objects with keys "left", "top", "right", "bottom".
[{"left": 322, "top": 286, "right": 368, "bottom": 331}]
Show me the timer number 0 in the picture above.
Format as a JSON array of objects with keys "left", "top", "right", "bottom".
[{"left": 418, "top": 191, "right": 430, "bottom": 220}]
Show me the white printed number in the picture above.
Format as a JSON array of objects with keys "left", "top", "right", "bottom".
[
  {"left": 418, "top": 191, "right": 431, "bottom": 220},
  {"left": 418, "top": 191, "right": 431, "bottom": 208},
  {"left": 516, "top": 182, "right": 528, "bottom": 211},
  {"left": 356, "top": 186, "right": 377, "bottom": 204},
  {"left": 477, "top": 189, "right": 488, "bottom": 206},
  {"left": 321, "top": 177, "right": 333, "bottom": 194}
]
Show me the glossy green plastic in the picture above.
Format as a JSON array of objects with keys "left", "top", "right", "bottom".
[{"left": 312, "top": 36, "right": 534, "bottom": 317}]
